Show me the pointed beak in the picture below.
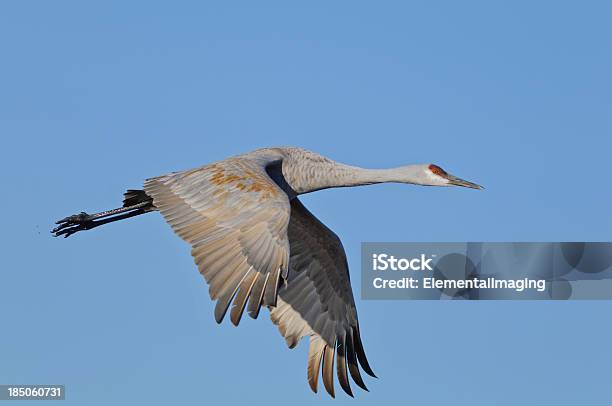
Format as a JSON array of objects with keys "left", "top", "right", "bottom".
[{"left": 446, "top": 175, "right": 484, "bottom": 190}]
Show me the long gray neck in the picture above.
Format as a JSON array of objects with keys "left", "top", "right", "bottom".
[{"left": 280, "top": 151, "right": 424, "bottom": 194}]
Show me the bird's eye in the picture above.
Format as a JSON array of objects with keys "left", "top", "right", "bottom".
[{"left": 428, "top": 164, "right": 448, "bottom": 177}]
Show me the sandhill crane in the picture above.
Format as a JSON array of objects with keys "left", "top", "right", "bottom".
[{"left": 52, "top": 147, "right": 482, "bottom": 397}]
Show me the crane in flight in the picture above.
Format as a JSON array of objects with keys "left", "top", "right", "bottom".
[{"left": 52, "top": 147, "right": 483, "bottom": 397}]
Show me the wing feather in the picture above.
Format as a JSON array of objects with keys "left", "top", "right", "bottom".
[
  {"left": 322, "top": 341, "right": 336, "bottom": 398},
  {"left": 269, "top": 198, "right": 374, "bottom": 397},
  {"left": 336, "top": 334, "right": 353, "bottom": 397},
  {"left": 144, "top": 156, "right": 290, "bottom": 324},
  {"left": 346, "top": 330, "right": 369, "bottom": 391},
  {"left": 353, "top": 326, "right": 376, "bottom": 378},
  {"left": 247, "top": 272, "right": 269, "bottom": 319},
  {"left": 230, "top": 271, "right": 259, "bottom": 326},
  {"left": 214, "top": 266, "right": 253, "bottom": 323},
  {"left": 308, "top": 336, "right": 326, "bottom": 393}
]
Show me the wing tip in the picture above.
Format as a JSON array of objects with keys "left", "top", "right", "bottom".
[
  {"left": 353, "top": 327, "right": 376, "bottom": 378},
  {"left": 322, "top": 343, "right": 336, "bottom": 398}
]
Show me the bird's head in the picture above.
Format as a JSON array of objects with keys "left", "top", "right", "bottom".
[{"left": 406, "top": 164, "right": 484, "bottom": 189}]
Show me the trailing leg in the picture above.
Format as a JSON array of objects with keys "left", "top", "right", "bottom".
[{"left": 51, "top": 189, "right": 155, "bottom": 238}]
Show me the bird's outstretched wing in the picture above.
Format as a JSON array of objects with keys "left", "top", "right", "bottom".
[
  {"left": 144, "top": 157, "right": 290, "bottom": 324},
  {"left": 270, "top": 198, "right": 375, "bottom": 398}
]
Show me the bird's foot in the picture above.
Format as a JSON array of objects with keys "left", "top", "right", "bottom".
[{"left": 51, "top": 212, "right": 94, "bottom": 238}]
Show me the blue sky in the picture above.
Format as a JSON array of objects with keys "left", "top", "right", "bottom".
[{"left": 1, "top": 1, "right": 611, "bottom": 404}]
